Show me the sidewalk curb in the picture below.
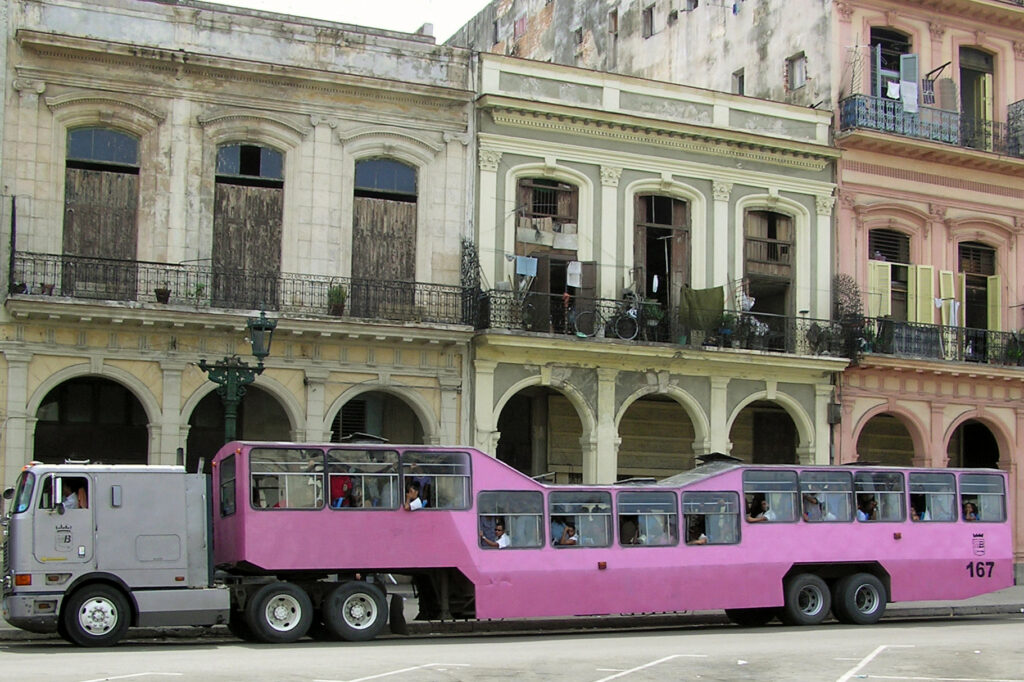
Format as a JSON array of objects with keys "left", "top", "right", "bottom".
[{"left": 3, "top": 603, "right": 1021, "bottom": 643}]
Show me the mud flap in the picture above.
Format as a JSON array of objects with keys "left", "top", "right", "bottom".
[{"left": 388, "top": 593, "right": 408, "bottom": 635}]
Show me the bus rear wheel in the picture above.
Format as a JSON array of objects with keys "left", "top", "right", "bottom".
[
  {"left": 833, "top": 573, "right": 886, "bottom": 625},
  {"left": 323, "top": 581, "right": 388, "bottom": 642},
  {"left": 780, "top": 573, "right": 831, "bottom": 626},
  {"left": 725, "top": 607, "right": 776, "bottom": 627},
  {"left": 62, "top": 584, "right": 131, "bottom": 647},
  {"left": 245, "top": 582, "right": 313, "bottom": 643}
]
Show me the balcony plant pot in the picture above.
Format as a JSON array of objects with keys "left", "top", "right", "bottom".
[
  {"left": 41, "top": 283, "right": 55, "bottom": 296},
  {"left": 154, "top": 287, "right": 171, "bottom": 304},
  {"left": 327, "top": 284, "right": 347, "bottom": 317},
  {"left": 9, "top": 282, "right": 27, "bottom": 294}
]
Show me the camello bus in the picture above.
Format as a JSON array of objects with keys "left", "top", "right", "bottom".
[{"left": 1, "top": 441, "right": 1014, "bottom": 646}]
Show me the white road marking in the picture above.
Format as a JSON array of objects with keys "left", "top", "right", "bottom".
[
  {"left": 836, "top": 645, "right": 915, "bottom": 682},
  {"left": 79, "top": 674, "right": 183, "bottom": 682},
  {"left": 314, "top": 663, "right": 471, "bottom": 682},
  {"left": 866, "top": 676, "right": 1024, "bottom": 682},
  {"left": 591, "top": 654, "right": 708, "bottom": 682}
]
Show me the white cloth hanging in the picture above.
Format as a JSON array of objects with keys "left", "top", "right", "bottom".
[{"left": 566, "top": 260, "right": 582, "bottom": 288}]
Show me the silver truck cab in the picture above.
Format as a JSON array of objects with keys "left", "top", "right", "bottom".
[{"left": 2, "top": 463, "right": 229, "bottom": 645}]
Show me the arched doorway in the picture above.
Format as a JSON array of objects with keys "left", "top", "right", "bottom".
[
  {"left": 856, "top": 414, "right": 914, "bottom": 466},
  {"left": 729, "top": 400, "right": 797, "bottom": 464},
  {"left": 948, "top": 419, "right": 999, "bottom": 468},
  {"left": 186, "top": 385, "right": 290, "bottom": 472},
  {"left": 330, "top": 391, "right": 424, "bottom": 444},
  {"left": 617, "top": 394, "right": 695, "bottom": 479},
  {"left": 496, "top": 386, "right": 583, "bottom": 482},
  {"left": 34, "top": 377, "right": 148, "bottom": 464}
]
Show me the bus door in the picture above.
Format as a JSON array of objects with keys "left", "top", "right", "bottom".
[{"left": 33, "top": 473, "right": 94, "bottom": 565}]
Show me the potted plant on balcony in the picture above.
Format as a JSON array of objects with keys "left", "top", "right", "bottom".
[
  {"left": 327, "top": 283, "right": 347, "bottom": 316},
  {"left": 154, "top": 283, "right": 171, "bottom": 304}
]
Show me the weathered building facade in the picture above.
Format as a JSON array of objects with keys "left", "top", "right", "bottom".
[
  {"left": 454, "top": 0, "right": 1024, "bottom": 570},
  {"left": 0, "top": 0, "right": 475, "bottom": 486},
  {"left": 470, "top": 54, "right": 843, "bottom": 483}
]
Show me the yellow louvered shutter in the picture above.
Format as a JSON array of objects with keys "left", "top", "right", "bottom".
[
  {"left": 912, "top": 265, "right": 934, "bottom": 323},
  {"left": 987, "top": 275, "right": 1001, "bottom": 331},
  {"left": 939, "top": 270, "right": 955, "bottom": 325},
  {"left": 957, "top": 274, "right": 966, "bottom": 326},
  {"left": 867, "top": 261, "right": 891, "bottom": 318}
]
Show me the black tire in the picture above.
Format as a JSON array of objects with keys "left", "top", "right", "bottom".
[
  {"left": 574, "top": 310, "right": 598, "bottom": 337},
  {"left": 725, "top": 607, "right": 776, "bottom": 627},
  {"left": 227, "top": 610, "right": 257, "bottom": 641},
  {"left": 62, "top": 584, "right": 131, "bottom": 647},
  {"left": 244, "top": 582, "right": 313, "bottom": 644},
  {"left": 322, "top": 581, "right": 388, "bottom": 642},
  {"left": 615, "top": 313, "right": 639, "bottom": 340},
  {"left": 833, "top": 573, "right": 887, "bottom": 625},
  {"left": 780, "top": 573, "right": 831, "bottom": 626}
]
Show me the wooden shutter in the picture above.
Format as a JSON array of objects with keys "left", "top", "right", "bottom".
[
  {"left": 351, "top": 197, "right": 416, "bottom": 281},
  {"left": 908, "top": 265, "right": 934, "bottom": 324},
  {"left": 212, "top": 184, "right": 283, "bottom": 309},
  {"left": 63, "top": 168, "right": 138, "bottom": 259},
  {"left": 867, "top": 261, "right": 891, "bottom": 317},
  {"left": 986, "top": 275, "right": 1002, "bottom": 331},
  {"left": 956, "top": 273, "right": 966, "bottom": 326},
  {"left": 939, "top": 270, "right": 955, "bottom": 325},
  {"left": 633, "top": 195, "right": 648, "bottom": 296}
]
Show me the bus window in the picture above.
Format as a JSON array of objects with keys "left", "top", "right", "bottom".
[
  {"left": 327, "top": 449, "right": 399, "bottom": 509},
  {"left": 742, "top": 470, "right": 798, "bottom": 522},
  {"left": 250, "top": 447, "right": 324, "bottom": 510},
  {"left": 908, "top": 472, "right": 956, "bottom": 522},
  {"left": 799, "top": 471, "right": 853, "bottom": 522},
  {"left": 478, "top": 491, "right": 544, "bottom": 548},
  {"left": 959, "top": 473, "right": 1005, "bottom": 522},
  {"left": 854, "top": 471, "right": 904, "bottom": 522},
  {"left": 682, "top": 492, "right": 740, "bottom": 545},
  {"left": 550, "top": 490, "right": 612, "bottom": 547},
  {"left": 617, "top": 491, "right": 678, "bottom": 546},
  {"left": 219, "top": 454, "right": 236, "bottom": 516},
  {"left": 401, "top": 451, "right": 471, "bottom": 510},
  {"left": 11, "top": 471, "right": 35, "bottom": 514}
]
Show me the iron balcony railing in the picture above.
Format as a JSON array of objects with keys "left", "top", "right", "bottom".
[
  {"left": 862, "top": 317, "right": 1024, "bottom": 367},
  {"left": 839, "top": 94, "right": 1024, "bottom": 159},
  {"left": 478, "top": 290, "right": 855, "bottom": 359},
  {"left": 10, "top": 252, "right": 474, "bottom": 326}
]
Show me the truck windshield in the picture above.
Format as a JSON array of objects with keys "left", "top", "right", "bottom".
[{"left": 11, "top": 471, "right": 34, "bottom": 514}]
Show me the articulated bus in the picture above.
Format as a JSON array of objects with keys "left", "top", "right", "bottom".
[{"left": 2, "top": 442, "right": 1014, "bottom": 645}]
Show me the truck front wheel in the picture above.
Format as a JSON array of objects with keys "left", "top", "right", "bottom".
[
  {"left": 323, "top": 581, "right": 388, "bottom": 641},
  {"left": 62, "top": 584, "right": 131, "bottom": 647},
  {"left": 245, "top": 582, "right": 313, "bottom": 643}
]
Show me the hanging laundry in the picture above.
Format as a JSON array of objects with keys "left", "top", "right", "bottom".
[
  {"left": 516, "top": 255, "right": 538, "bottom": 277},
  {"left": 886, "top": 81, "right": 900, "bottom": 99},
  {"left": 566, "top": 260, "right": 582, "bottom": 288},
  {"left": 652, "top": 274, "right": 660, "bottom": 293},
  {"left": 901, "top": 81, "right": 918, "bottom": 113}
]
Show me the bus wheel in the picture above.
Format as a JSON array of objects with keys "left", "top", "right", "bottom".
[
  {"left": 725, "top": 607, "right": 776, "bottom": 627},
  {"left": 323, "top": 582, "right": 388, "bottom": 642},
  {"left": 62, "top": 584, "right": 131, "bottom": 647},
  {"left": 780, "top": 573, "right": 831, "bottom": 626},
  {"left": 245, "top": 582, "right": 313, "bottom": 643},
  {"left": 833, "top": 573, "right": 886, "bottom": 625}
]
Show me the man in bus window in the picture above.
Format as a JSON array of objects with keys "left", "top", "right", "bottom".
[
  {"left": 403, "top": 480, "right": 424, "bottom": 511},
  {"left": 480, "top": 522, "right": 510, "bottom": 548},
  {"left": 857, "top": 496, "right": 877, "bottom": 522},
  {"left": 802, "top": 493, "right": 823, "bottom": 521},
  {"left": 557, "top": 521, "right": 578, "bottom": 545}
]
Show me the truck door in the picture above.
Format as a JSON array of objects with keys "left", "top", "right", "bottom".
[{"left": 33, "top": 473, "right": 94, "bottom": 564}]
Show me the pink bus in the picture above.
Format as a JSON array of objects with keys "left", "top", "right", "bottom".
[{"left": 211, "top": 442, "right": 1014, "bottom": 643}]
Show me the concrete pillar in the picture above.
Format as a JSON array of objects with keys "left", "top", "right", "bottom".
[
  {"left": 814, "top": 384, "right": 832, "bottom": 464},
  {"left": 709, "top": 376, "right": 730, "bottom": 454},
  {"left": 599, "top": 166, "right": 622, "bottom": 297},
  {"left": 2, "top": 351, "right": 32, "bottom": 487},
  {"left": 303, "top": 368, "right": 330, "bottom": 442},
  {"left": 438, "top": 377, "right": 461, "bottom": 446},
  {"left": 478, "top": 150, "right": 502, "bottom": 289},
  {"left": 156, "top": 360, "right": 189, "bottom": 465},
  {"left": 594, "top": 367, "right": 619, "bottom": 483},
  {"left": 928, "top": 403, "right": 948, "bottom": 469},
  {"left": 814, "top": 196, "right": 834, "bottom": 319},
  {"left": 473, "top": 359, "right": 498, "bottom": 454},
  {"left": 711, "top": 181, "right": 732, "bottom": 287}
]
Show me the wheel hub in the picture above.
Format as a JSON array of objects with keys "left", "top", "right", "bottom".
[{"left": 79, "top": 598, "right": 117, "bottom": 635}]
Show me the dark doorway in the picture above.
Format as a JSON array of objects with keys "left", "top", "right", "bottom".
[
  {"left": 186, "top": 385, "right": 290, "bottom": 473},
  {"left": 948, "top": 419, "right": 999, "bottom": 469}
]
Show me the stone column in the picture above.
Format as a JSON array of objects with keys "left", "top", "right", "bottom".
[
  {"left": 438, "top": 376, "right": 461, "bottom": 446},
  {"left": 709, "top": 376, "right": 730, "bottom": 454},
  {"left": 473, "top": 359, "right": 498, "bottom": 454},
  {"left": 303, "top": 368, "right": 330, "bottom": 442},
  {"left": 599, "top": 166, "right": 622, "bottom": 297},
  {"left": 2, "top": 351, "right": 33, "bottom": 486},
  {"left": 594, "top": 368, "right": 620, "bottom": 483},
  {"left": 814, "top": 195, "right": 834, "bottom": 318},
  {"left": 928, "top": 403, "right": 948, "bottom": 469},
  {"left": 712, "top": 181, "right": 732, "bottom": 287},
  {"left": 155, "top": 360, "right": 189, "bottom": 465},
  {"left": 814, "top": 384, "right": 833, "bottom": 464},
  {"left": 478, "top": 150, "right": 502, "bottom": 290}
]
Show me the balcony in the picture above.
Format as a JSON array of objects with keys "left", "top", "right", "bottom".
[
  {"left": 9, "top": 252, "right": 473, "bottom": 326},
  {"left": 478, "top": 290, "right": 855, "bottom": 358},
  {"left": 862, "top": 317, "right": 1024, "bottom": 367},
  {"left": 838, "top": 94, "right": 1024, "bottom": 159}
]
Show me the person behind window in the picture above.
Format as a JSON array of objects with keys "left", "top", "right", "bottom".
[
  {"left": 686, "top": 515, "right": 707, "bottom": 544},
  {"left": 61, "top": 480, "right": 80, "bottom": 510},
  {"left": 962, "top": 501, "right": 978, "bottom": 521},
  {"left": 558, "top": 521, "right": 578, "bottom": 545},
  {"left": 480, "top": 522, "right": 510, "bottom": 548},
  {"left": 403, "top": 480, "right": 424, "bottom": 511},
  {"left": 620, "top": 516, "right": 641, "bottom": 544},
  {"left": 747, "top": 498, "right": 775, "bottom": 523},
  {"left": 802, "top": 493, "right": 823, "bottom": 522},
  {"left": 857, "top": 496, "right": 877, "bottom": 522}
]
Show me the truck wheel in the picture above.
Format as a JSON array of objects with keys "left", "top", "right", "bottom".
[
  {"left": 62, "top": 584, "right": 131, "bottom": 647},
  {"left": 245, "top": 582, "right": 313, "bottom": 643},
  {"left": 833, "top": 573, "right": 886, "bottom": 625},
  {"left": 322, "top": 582, "right": 388, "bottom": 642},
  {"left": 780, "top": 573, "right": 831, "bottom": 626},
  {"left": 725, "top": 607, "right": 776, "bottom": 627}
]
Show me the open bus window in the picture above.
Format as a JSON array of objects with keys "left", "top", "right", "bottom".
[
  {"left": 799, "top": 471, "right": 852, "bottom": 522},
  {"left": 401, "top": 451, "right": 471, "bottom": 510},
  {"left": 908, "top": 472, "right": 956, "bottom": 522},
  {"left": 219, "top": 454, "right": 236, "bottom": 516},
  {"left": 550, "top": 490, "right": 612, "bottom": 547},
  {"left": 250, "top": 447, "right": 323, "bottom": 510},
  {"left": 959, "top": 473, "right": 1005, "bottom": 522},
  {"left": 12, "top": 471, "right": 34, "bottom": 514},
  {"left": 682, "top": 492, "right": 740, "bottom": 544},
  {"left": 742, "top": 470, "right": 798, "bottom": 522},
  {"left": 478, "top": 491, "right": 544, "bottom": 549},
  {"left": 854, "top": 471, "right": 904, "bottom": 522},
  {"left": 617, "top": 491, "right": 678, "bottom": 546},
  {"left": 327, "top": 449, "right": 399, "bottom": 509}
]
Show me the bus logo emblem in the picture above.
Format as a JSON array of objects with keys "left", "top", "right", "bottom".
[{"left": 972, "top": 533, "right": 985, "bottom": 556}]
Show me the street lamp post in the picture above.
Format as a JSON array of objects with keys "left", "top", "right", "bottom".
[{"left": 198, "top": 310, "right": 277, "bottom": 444}]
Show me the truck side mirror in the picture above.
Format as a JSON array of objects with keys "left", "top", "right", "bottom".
[{"left": 2, "top": 487, "right": 13, "bottom": 500}]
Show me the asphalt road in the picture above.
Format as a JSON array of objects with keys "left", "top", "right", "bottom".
[{"left": 3, "top": 614, "right": 1023, "bottom": 682}]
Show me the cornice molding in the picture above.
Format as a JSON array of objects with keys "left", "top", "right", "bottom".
[
  {"left": 197, "top": 110, "right": 312, "bottom": 139},
  {"left": 45, "top": 91, "right": 166, "bottom": 123}
]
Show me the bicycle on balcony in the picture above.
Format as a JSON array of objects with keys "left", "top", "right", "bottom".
[{"left": 572, "top": 292, "right": 641, "bottom": 340}]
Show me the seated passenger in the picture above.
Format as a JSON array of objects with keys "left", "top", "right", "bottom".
[
  {"left": 856, "top": 497, "right": 877, "bottom": 522},
  {"left": 330, "top": 475, "right": 353, "bottom": 508},
  {"left": 686, "top": 516, "right": 707, "bottom": 545},
  {"left": 620, "top": 516, "right": 640, "bottom": 544},
  {"left": 403, "top": 480, "right": 424, "bottom": 511},
  {"left": 557, "top": 521, "right": 578, "bottom": 546},
  {"left": 962, "top": 501, "right": 978, "bottom": 521},
  {"left": 802, "top": 493, "right": 823, "bottom": 522},
  {"left": 747, "top": 498, "right": 775, "bottom": 523},
  {"left": 480, "top": 522, "right": 510, "bottom": 549}
]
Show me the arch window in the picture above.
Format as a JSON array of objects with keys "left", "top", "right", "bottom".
[
  {"left": 216, "top": 143, "right": 283, "bottom": 186},
  {"left": 354, "top": 158, "right": 417, "bottom": 201},
  {"left": 743, "top": 210, "right": 791, "bottom": 317}
]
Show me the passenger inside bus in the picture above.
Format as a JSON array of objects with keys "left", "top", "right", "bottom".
[
  {"left": 620, "top": 516, "right": 641, "bottom": 544},
  {"left": 962, "top": 501, "right": 978, "bottom": 521},
  {"left": 403, "top": 480, "right": 424, "bottom": 511},
  {"left": 856, "top": 496, "right": 878, "bottom": 521},
  {"left": 686, "top": 515, "right": 707, "bottom": 544},
  {"left": 746, "top": 497, "right": 775, "bottom": 523},
  {"left": 479, "top": 521, "right": 510, "bottom": 548},
  {"left": 802, "top": 493, "right": 823, "bottom": 521},
  {"left": 557, "top": 521, "right": 578, "bottom": 545}
]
